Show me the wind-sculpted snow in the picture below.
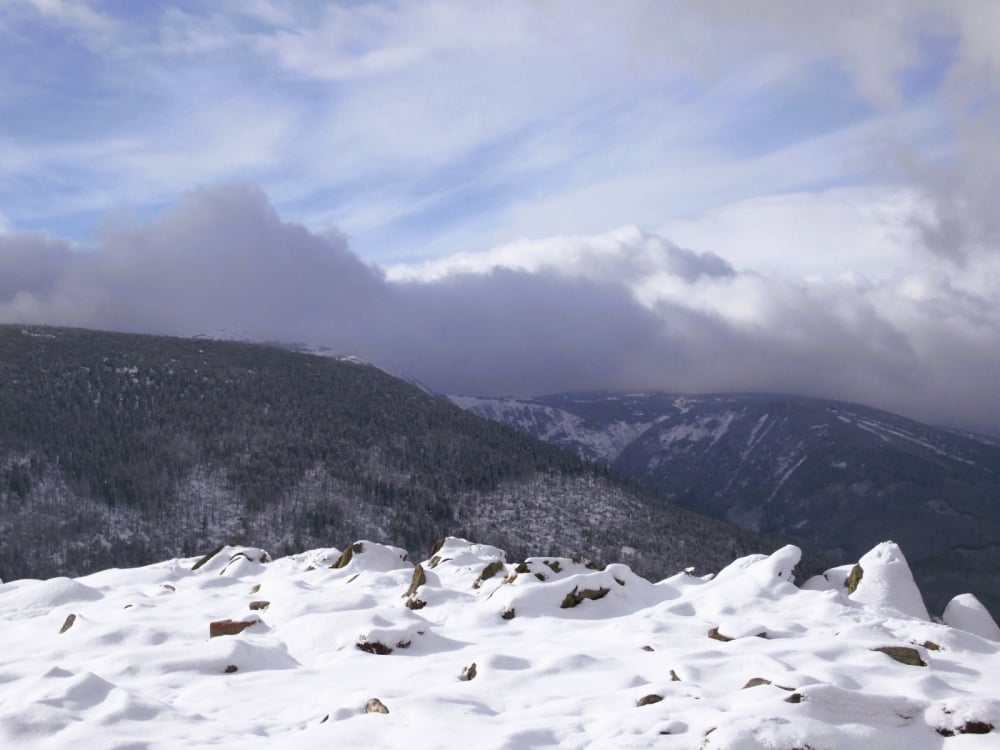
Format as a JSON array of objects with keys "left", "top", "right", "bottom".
[{"left": 1, "top": 540, "right": 999, "bottom": 749}]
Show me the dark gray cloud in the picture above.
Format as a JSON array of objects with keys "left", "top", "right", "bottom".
[{"left": 1, "top": 185, "right": 997, "bottom": 435}]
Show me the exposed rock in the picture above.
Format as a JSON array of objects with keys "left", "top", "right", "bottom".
[
  {"left": 937, "top": 721, "right": 994, "bottom": 736},
  {"left": 670, "top": 670, "right": 681, "bottom": 682},
  {"left": 544, "top": 560, "right": 562, "bottom": 574},
  {"left": 636, "top": 694, "right": 663, "bottom": 707},
  {"left": 785, "top": 692, "right": 805, "bottom": 704},
  {"left": 428, "top": 538, "right": 446, "bottom": 557},
  {"left": 474, "top": 561, "right": 505, "bottom": 588},
  {"left": 365, "top": 698, "right": 390, "bottom": 714},
  {"left": 742, "top": 677, "right": 771, "bottom": 689},
  {"left": 459, "top": 662, "right": 477, "bottom": 681},
  {"left": 571, "top": 554, "right": 601, "bottom": 570},
  {"left": 332, "top": 542, "right": 365, "bottom": 569},
  {"left": 501, "top": 608, "right": 516, "bottom": 620},
  {"left": 192, "top": 544, "right": 225, "bottom": 571},
  {"left": 707, "top": 627, "right": 733, "bottom": 642},
  {"left": 249, "top": 583, "right": 261, "bottom": 595},
  {"left": 845, "top": 564, "right": 864, "bottom": 594},
  {"left": 356, "top": 638, "right": 393, "bottom": 655},
  {"left": 248, "top": 601, "right": 270, "bottom": 611},
  {"left": 59, "top": 613, "right": 76, "bottom": 634},
  {"left": 872, "top": 646, "right": 927, "bottom": 667},
  {"left": 921, "top": 640, "right": 941, "bottom": 651},
  {"left": 209, "top": 619, "right": 258, "bottom": 638},
  {"left": 560, "top": 586, "right": 610, "bottom": 609},
  {"left": 405, "top": 598, "right": 426, "bottom": 610},
  {"left": 641, "top": 645, "right": 654, "bottom": 652},
  {"left": 404, "top": 564, "right": 427, "bottom": 599},
  {"left": 224, "top": 664, "right": 238, "bottom": 673}
]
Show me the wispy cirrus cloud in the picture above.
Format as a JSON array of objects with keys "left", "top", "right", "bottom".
[{"left": 2, "top": 0, "right": 990, "bottom": 268}]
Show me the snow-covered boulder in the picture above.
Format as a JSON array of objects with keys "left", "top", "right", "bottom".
[
  {"left": 330, "top": 541, "right": 411, "bottom": 574},
  {"left": 849, "top": 541, "right": 929, "bottom": 620},
  {"left": 943, "top": 594, "right": 1000, "bottom": 641}
]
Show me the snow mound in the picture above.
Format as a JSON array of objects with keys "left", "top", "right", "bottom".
[
  {"left": 851, "top": 541, "right": 930, "bottom": 620},
  {"left": 0, "top": 577, "right": 104, "bottom": 618},
  {"left": 330, "top": 541, "right": 411, "bottom": 574},
  {"left": 943, "top": 594, "right": 1000, "bottom": 641}
]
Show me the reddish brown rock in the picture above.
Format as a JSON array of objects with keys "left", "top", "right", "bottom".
[{"left": 209, "top": 619, "right": 258, "bottom": 638}]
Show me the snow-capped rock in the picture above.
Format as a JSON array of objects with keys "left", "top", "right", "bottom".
[
  {"left": 1, "top": 539, "right": 998, "bottom": 749},
  {"left": 943, "top": 594, "right": 1000, "bottom": 641},
  {"left": 849, "top": 541, "right": 930, "bottom": 620}
]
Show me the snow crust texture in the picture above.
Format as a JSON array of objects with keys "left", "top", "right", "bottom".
[{"left": 1, "top": 539, "right": 999, "bottom": 749}]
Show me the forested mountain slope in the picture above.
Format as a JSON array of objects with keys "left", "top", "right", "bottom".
[{"left": 0, "top": 326, "right": 764, "bottom": 582}]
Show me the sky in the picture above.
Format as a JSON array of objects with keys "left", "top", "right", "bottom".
[{"left": 1, "top": 1, "right": 999, "bottom": 434}]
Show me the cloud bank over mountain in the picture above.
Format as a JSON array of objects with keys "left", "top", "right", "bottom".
[{"left": 2, "top": 185, "right": 997, "bottom": 434}]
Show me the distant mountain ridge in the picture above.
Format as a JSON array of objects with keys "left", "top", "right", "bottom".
[
  {"left": 450, "top": 391, "right": 1000, "bottom": 615},
  {"left": 0, "top": 326, "right": 766, "bottom": 585}
]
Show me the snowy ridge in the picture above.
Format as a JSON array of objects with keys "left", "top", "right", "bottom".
[
  {"left": 1, "top": 539, "right": 999, "bottom": 748},
  {"left": 449, "top": 395, "right": 655, "bottom": 463},
  {"left": 451, "top": 391, "right": 1000, "bottom": 616}
]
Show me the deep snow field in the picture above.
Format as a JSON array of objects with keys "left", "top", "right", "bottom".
[{"left": 1, "top": 537, "right": 999, "bottom": 749}]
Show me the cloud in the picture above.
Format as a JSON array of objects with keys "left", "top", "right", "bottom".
[
  {"left": 1, "top": 186, "right": 998, "bottom": 435},
  {"left": 3, "top": 0, "right": 979, "bottom": 269}
]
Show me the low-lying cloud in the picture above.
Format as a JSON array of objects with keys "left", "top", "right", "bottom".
[{"left": 2, "top": 185, "right": 998, "bottom": 435}]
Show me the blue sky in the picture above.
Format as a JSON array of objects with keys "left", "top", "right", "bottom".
[
  {"left": 2, "top": 1, "right": 999, "bottom": 432},
  {"left": 0, "top": 0, "right": 963, "bottom": 265}
]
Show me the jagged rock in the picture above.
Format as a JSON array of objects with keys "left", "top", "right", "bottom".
[
  {"left": 474, "top": 561, "right": 505, "bottom": 589},
  {"left": 356, "top": 638, "right": 393, "bottom": 655},
  {"left": 192, "top": 544, "right": 225, "bottom": 571},
  {"left": 59, "top": 613, "right": 76, "bottom": 634},
  {"left": 845, "top": 564, "right": 864, "bottom": 594},
  {"left": 209, "top": 619, "right": 258, "bottom": 638},
  {"left": 873, "top": 646, "right": 926, "bottom": 667},
  {"left": 459, "top": 663, "right": 477, "bottom": 681},
  {"left": 404, "top": 565, "right": 427, "bottom": 599},
  {"left": 636, "top": 694, "right": 663, "bottom": 707},
  {"left": 365, "top": 698, "right": 389, "bottom": 714},
  {"left": 332, "top": 543, "right": 365, "bottom": 569},
  {"left": 942, "top": 593, "right": 1000, "bottom": 641},
  {"left": 248, "top": 601, "right": 270, "bottom": 611},
  {"left": 501, "top": 608, "right": 516, "bottom": 620},
  {"left": 670, "top": 670, "right": 681, "bottom": 682},
  {"left": 428, "top": 538, "right": 446, "bottom": 558},
  {"left": 560, "top": 586, "right": 609, "bottom": 609}
]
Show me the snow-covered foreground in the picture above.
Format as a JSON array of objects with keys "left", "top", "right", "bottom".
[{"left": 1, "top": 539, "right": 999, "bottom": 749}]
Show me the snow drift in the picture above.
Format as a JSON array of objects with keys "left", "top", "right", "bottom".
[{"left": 0, "top": 540, "right": 998, "bottom": 749}]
